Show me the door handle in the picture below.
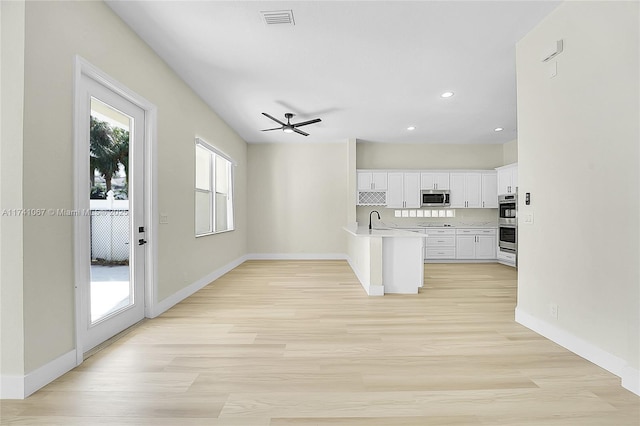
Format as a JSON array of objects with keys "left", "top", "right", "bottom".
[{"left": 138, "top": 239, "right": 147, "bottom": 246}]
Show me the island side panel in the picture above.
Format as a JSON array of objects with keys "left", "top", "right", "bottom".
[
  {"left": 346, "top": 233, "right": 384, "bottom": 296},
  {"left": 382, "top": 236, "right": 424, "bottom": 294}
]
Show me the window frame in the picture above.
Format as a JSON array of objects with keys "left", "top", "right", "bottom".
[{"left": 195, "top": 137, "right": 235, "bottom": 237}]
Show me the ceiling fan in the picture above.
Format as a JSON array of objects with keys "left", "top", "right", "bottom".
[{"left": 261, "top": 112, "right": 321, "bottom": 136}]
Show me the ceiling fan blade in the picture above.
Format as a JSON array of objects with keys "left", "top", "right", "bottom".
[
  {"left": 262, "top": 112, "right": 286, "bottom": 126},
  {"left": 261, "top": 127, "right": 282, "bottom": 132},
  {"left": 292, "top": 118, "right": 322, "bottom": 128},
  {"left": 293, "top": 128, "right": 309, "bottom": 136}
]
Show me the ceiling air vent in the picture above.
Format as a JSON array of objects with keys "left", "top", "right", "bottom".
[{"left": 260, "top": 10, "right": 295, "bottom": 26}]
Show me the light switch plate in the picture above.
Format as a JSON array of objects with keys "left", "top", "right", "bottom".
[
  {"left": 160, "top": 213, "right": 169, "bottom": 224},
  {"left": 524, "top": 213, "right": 534, "bottom": 224}
]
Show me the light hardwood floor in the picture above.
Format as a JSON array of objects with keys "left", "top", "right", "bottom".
[{"left": 2, "top": 261, "right": 639, "bottom": 425}]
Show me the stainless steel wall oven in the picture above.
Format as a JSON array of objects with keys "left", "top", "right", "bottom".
[
  {"left": 498, "top": 225, "right": 517, "bottom": 253},
  {"left": 498, "top": 193, "right": 517, "bottom": 225},
  {"left": 498, "top": 193, "right": 517, "bottom": 257}
]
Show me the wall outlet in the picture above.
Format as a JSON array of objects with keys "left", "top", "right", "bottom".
[
  {"left": 549, "top": 303, "right": 559, "bottom": 319},
  {"left": 523, "top": 213, "right": 534, "bottom": 224}
]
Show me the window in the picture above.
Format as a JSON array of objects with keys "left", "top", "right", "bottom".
[{"left": 195, "top": 138, "right": 234, "bottom": 236}]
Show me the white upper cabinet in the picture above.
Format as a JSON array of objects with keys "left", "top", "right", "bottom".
[
  {"left": 387, "top": 172, "right": 420, "bottom": 208},
  {"left": 481, "top": 171, "right": 498, "bottom": 208},
  {"left": 420, "top": 172, "right": 450, "bottom": 190},
  {"left": 449, "top": 172, "right": 481, "bottom": 208},
  {"left": 357, "top": 171, "right": 387, "bottom": 191},
  {"left": 356, "top": 169, "right": 499, "bottom": 209},
  {"left": 496, "top": 163, "right": 518, "bottom": 194}
]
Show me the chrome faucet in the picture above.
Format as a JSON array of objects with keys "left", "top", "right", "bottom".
[{"left": 369, "top": 210, "right": 380, "bottom": 230}]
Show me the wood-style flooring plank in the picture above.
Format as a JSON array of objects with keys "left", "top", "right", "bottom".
[{"left": 1, "top": 260, "right": 638, "bottom": 425}]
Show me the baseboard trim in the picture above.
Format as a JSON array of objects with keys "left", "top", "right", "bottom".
[
  {"left": 622, "top": 365, "right": 640, "bottom": 396},
  {"left": 150, "top": 254, "right": 249, "bottom": 318},
  {"left": 246, "top": 253, "right": 348, "bottom": 260},
  {"left": 345, "top": 256, "right": 384, "bottom": 296},
  {"left": 515, "top": 306, "right": 639, "bottom": 396},
  {"left": 1, "top": 349, "right": 76, "bottom": 399}
]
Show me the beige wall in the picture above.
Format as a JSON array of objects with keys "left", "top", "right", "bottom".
[
  {"left": 517, "top": 0, "right": 639, "bottom": 378},
  {"left": 502, "top": 139, "right": 518, "bottom": 165},
  {"left": 0, "top": 0, "right": 26, "bottom": 379},
  {"left": 357, "top": 142, "right": 504, "bottom": 169},
  {"left": 247, "top": 143, "right": 348, "bottom": 255},
  {"left": 18, "top": 1, "right": 247, "bottom": 373}
]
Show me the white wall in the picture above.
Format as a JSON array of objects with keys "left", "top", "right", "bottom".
[
  {"left": 247, "top": 142, "right": 348, "bottom": 256},
  {"left": 14, "top": 0, "right": 247, "bottom": 375},
  {"left": 516, "top": 1, "right": 639, "bottom": 392}
]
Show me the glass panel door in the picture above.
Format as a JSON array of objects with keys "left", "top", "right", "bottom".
[
  {"left": 77, "top": 69, "right": 146, "bottom": 354},
  {"left": 89, "top": 98, "right": 133, "bottom": 323}
]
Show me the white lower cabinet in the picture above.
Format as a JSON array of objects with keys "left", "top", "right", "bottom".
[
  {"left": 455, "top": 229, "right": 497, "bottom": 260},
  {"left": 424, "top": 228, "right": 456, "bottom": 260},
  {"left": 497, "top": 249, "right": 516, "bottom": 266}
]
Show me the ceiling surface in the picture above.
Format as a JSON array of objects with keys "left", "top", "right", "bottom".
[{"left": 107, "top": 1, "right": 560, "bottom": 144}]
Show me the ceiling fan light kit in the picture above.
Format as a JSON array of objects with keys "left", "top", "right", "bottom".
[{"left": 261, "top": 112, "right": 322, "bottom": 137}]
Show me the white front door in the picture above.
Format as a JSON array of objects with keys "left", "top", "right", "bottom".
[{"left": 76, "top": 72, "right": 146, "bottom": 354}]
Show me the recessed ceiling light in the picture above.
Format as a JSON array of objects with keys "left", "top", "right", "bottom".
[
  {"left": 494, "top": 127, "right": 504, "bottom": 132},
  {"left": 440, "top": 91, "right": 454, "bottom": 98},
  {"left": 407, "top": 126, "right": 416, "bottom": 131}
]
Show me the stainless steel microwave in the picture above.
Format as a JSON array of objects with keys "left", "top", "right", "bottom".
[{"left": 421, "top": 190, "right": 450, "bottom": 207}]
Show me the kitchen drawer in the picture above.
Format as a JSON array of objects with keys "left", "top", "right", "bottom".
[
  {"left": 426, "top": 247, "right": 456, "bottom": 258},
  {"left": 456, "top": 228, "right": 497, "bottom": 236},
  {"left": 424, "top": 228, "right": 456, "bottom": 236},
  {"left": 497, "top": 250, "right": 516, "bottom": 262},
  {"left": 426, "top": 236, "right": 455, "bottom": 246}
]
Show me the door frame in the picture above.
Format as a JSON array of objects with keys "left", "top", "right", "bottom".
[{"left": 72, "top": 56, "right": 158, "bottom": 365}]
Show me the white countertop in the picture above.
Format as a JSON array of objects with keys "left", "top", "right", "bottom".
[
  {"left": 343, "top": 224, "right": 426, "bottom": 238},
  {"left": 378, "top": 222, "right": 498, "bottom": 230}
]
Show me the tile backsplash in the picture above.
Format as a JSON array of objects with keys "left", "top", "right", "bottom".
[{"left": 356, "top": 206, "right": 498, "bottom": 227}]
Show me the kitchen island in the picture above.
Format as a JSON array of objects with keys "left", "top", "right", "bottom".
[{"left": 343, "top": 224, "right": 425, "bottom": 295}]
